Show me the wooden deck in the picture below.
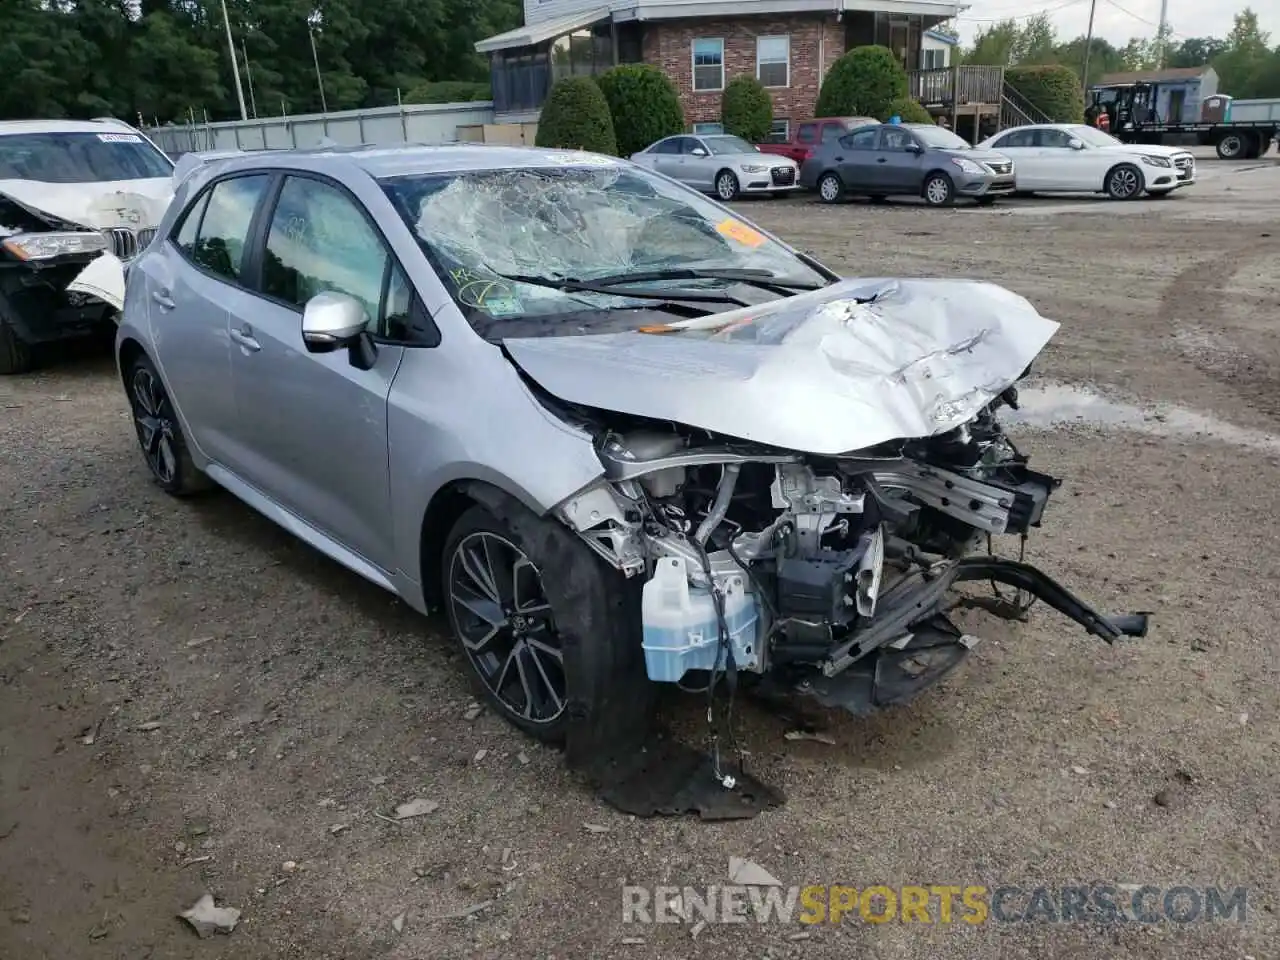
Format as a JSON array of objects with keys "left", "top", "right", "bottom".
[{"left": 907, "top": 65, "right": 1005, "bottom": 111}]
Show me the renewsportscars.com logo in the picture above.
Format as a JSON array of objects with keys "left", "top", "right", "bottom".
[{"left": 621, "top": 859, "right": 1248, "bottom": 927}]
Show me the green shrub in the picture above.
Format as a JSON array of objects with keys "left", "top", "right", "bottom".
[
  {"left": 596, "top": 64, "right": 685, "bottom": 157},
  {"left": 404, "top": 80, "right": 491, "bottom": 104},
  {"left": 1005, "top": 65, "right": 1084, "bottom": 123},
  {"left": 720, "top": 75, "right": 773, "bottom": 143},
  {"left": 533, "top": 76, "right": 617, "bottom": 154},
  {"left": 815, "top": 45, "right": 908, "bottom": 120},
  {"left": 882, "top": 97, "right": 933, "bottom": 124}
]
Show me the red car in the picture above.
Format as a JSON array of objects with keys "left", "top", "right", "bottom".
[{"left": 756, "top": 117, "right": 879, "bottom": 165}]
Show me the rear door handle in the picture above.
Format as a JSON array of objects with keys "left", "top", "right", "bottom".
[
  {"left": 834, "top": 156, "right": 844, "bottom": 162},
  {"left": 876, "top": 158, "right": 888, "bottom": 163},
  {"left": 152, "top": 290, "right": 175, "bottom": 310},
  {"left": 230, "top": 326, "right": 261, "bottom": 352}
]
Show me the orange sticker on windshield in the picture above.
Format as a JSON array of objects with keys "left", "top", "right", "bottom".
[
  {"left": 638, "top": 324, "right": 677, "bottom": 334},
  {"left": 716, "top": 218, "right": 765, "bottom": 248}
]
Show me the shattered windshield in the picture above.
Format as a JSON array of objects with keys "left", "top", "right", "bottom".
[
  {"left": 379, "top": 158, "right": 827, "bottom": 336},
  {"left": 0, "top": 132, "right": 173, "bottom": 183}
]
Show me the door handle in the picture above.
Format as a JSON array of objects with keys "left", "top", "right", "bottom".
[
  {"left": 230, "top": 326, "right": 261, "bottom": 352},
  {"left": 876, "top": 158, "right": 888, "bottom": 163},
  {"left": 152, "top": 290, "right": 175, "bottom": 310},
  {"left": 834, "top": 156, "right": 844, "bottom": 162}
]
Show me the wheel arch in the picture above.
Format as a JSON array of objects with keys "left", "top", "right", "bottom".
[
  {"left": 418, "top": 477, "right": 550, "bottom": 611},
  {"left": 116, "top": 335, "right": 149, "bottom": 392},
  {"left": 1106, "top": 160, "right": 1144, "bottom": 194}
]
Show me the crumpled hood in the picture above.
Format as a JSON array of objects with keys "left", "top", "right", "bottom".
[
  {"left": 502, "top": 277, "right": 1059, "bottom": 455},
  {"left": 0, "top": 177, "right": 172, "bottom": 230}
]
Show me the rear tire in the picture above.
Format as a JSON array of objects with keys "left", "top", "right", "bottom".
[
  {"left": 1216, "top": 133, "right": 1246, "bottom": 160},
  {"left": 125, "top": 353, "right": 211, "bottom": 496},
  {"left": 1105, "top": 163, "right": 1142, "bottom": 200},
  {"left": 0, "top": 297, "right": 35, "bottom": 375}
]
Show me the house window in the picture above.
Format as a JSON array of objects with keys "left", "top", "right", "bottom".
[
  {"left": 692, "top": 38, "right": 724, "bottom": 92},
  {"left": 921, "top": 48, "right": 946, "bottom": 70},
  {"left": 693, "top": 122, "right": 724, "bottom": 135},
  {"left": 757, "top": 35, "right": 790, "bottom": 88},
  {"left": 769, "top": 119, "right": 789, "bottom": 142}
]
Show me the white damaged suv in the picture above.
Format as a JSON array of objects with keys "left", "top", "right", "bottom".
[{"left": 0, "top": 118, "right": 174, "bottom": 373}]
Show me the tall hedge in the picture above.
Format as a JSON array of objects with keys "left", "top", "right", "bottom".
[
  {"left": 882, "top": 97, "right": 933, "bottom": 124},
  {"left": 534, "top": 76, "right": 617, "bottom": 155},
  {"left": 720, "top": 75, "right": 773, "bottom": 142},
  {"left": 815, "top": 45, "right": 908, "bottom": 120},
  {"left": 596, "top": 64, "right": 685, "bottom": 157},
  {"left": 1005, "top": 65, "right": 1084, "bottom": 123}
]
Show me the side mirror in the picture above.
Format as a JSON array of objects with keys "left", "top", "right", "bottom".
[
  {"left": 301, "top": 291, "right": 367, "bottom": 353},
  {"left": 1068, "top": 139, "right": 1086, "bottom": 150},
  {"left": 905, "top": 142, "right": 923, "bottom": 153},
  {"left": 691, "top": 147, "right": 708, "bottom": 157}
]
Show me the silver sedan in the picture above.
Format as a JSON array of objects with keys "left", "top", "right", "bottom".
[{"left": 629, "top": 133, "right": 800, "bottom": 200}]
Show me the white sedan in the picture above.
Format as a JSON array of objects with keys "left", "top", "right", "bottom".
[{"left": 974, "top": 123, "right": 1195, "bottom": 200}]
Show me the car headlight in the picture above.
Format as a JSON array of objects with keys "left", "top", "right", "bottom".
[
  {"left": 1141, "top": 155, "right": 1172, "bottom": 168},
  {"left": 1, "top": 231, "right": 109, "bottom": 261},
  {"left": 950, "top": 157, "right": 986, "bottom": 175},
  {"left": 739, "top": 164, "right": 769, "bottom": 173}
]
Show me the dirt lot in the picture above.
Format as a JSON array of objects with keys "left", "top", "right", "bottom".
[{"left": 4, "top": 161, "right": 1280, "bottom": 960}]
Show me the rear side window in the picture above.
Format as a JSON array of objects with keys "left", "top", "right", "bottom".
[
  {"left": 845, "top": 128, "right": 879, "bottom": 150},
  {"left": 172, "top": 191, "right": 210, "bottom": 256},
  {"left": 259, "top": 175, "right": 390, "bottom": 333},
  {"left": 994, "top": 129, "right": 1035, "bottom": 149},
  {"left": 188, "top": 175, "right": 270, "bottom": 281},
  {"left": 654, "top": 139, "right": 680, "bottom": 154}
]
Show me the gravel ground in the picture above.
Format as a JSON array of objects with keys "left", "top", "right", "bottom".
[{"left": 3, "top": 159, "right": 1280, "bottom": 960}]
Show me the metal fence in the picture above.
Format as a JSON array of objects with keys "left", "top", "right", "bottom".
[{"left": 144, "top": 100, "right": 496, "bottom": 156}]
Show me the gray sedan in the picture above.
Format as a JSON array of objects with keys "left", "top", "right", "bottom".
[
  {"left": 629, "top": 133, "right": 800, "bottom": 200},
  {"left": 800, "top": 123, "right": 1016, "bottom": 206}
]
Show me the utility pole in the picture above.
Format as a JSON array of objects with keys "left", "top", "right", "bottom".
[
  {"left": 242, "top": 39, "right": 258, "bottom": 119},
  {"left": 220, "top": 0, "right": 248, "bottom": 121},
  {"left": 1081, "top": 0, "right": 1098, "bottom": 92},
  {"left": 949, "top": 2, "right": 959, "bottom": 133},
  {"left": 1156, "top": 0, "right": 1170, "bottom": 67},
  {"left": 308, "top": 16, "right": 328, "bottom": 114}
]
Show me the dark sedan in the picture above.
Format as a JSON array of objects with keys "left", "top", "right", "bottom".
[{"left": 799, "top": 123, "right": 1017, "bottom": 207}]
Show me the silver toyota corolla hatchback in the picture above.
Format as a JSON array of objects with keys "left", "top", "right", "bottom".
[{"left": 115, "top": 145, "right": 1146, "bottom": 767}]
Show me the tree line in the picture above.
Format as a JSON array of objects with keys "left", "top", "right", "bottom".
[
  {"left": 961, "top": 7, "right": 1280, "bottom": 99},
  {"left": 2, "top": 1, "right": 1277, "bottom": 126},
  {"left": 0, "top": 0, "right": 519, "bottom": 124}
]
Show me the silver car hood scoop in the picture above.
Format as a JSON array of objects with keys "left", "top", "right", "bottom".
[{"left": 502, "top": 277, "right": 1059, "bottom": 455}]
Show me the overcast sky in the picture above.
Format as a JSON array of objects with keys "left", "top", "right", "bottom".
[{"left": 954, "top": 0, "right": 1280, "bottom": 45}]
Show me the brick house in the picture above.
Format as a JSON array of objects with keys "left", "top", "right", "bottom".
[{"left": 475, "top": 0, "right": 971, "bottom": 141}]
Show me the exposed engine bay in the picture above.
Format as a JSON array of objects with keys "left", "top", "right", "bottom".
[{"left": 552, "top": 381, "right": 1149, "bottom": 727}]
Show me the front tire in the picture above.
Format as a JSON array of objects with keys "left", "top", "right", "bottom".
[
  {"left": 1105, "top": 163, "right": 1142, "bottom": 200},
  {"left": 714, "top": 170, "right": 740, "bottom": 201},
  {"left": 0, "top": 316, "right": 34, "bottom": 375},
  {"left": 922, "top": 172, "right": 955, "bottom": 207},
  {"left": 441, "top": 500, "right": 654, "bottom": 747},
  {"left": 126, "top": 354, "right": 210, "bottom": 495},
  {"left": 817, "top": 172, "right": 844, "bottom": 203}
]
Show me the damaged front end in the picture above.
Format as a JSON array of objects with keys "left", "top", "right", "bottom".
[{"left": 525, "top": 279, "right": 1149, "bottom": 724}]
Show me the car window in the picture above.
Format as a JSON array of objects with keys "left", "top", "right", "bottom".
[
  {"left": 260, "top": 175, "right": 391, "bottom": 335},
  {"left": 172, "top": 190, "right": 211, "bottom": 257},
  {"left": 820, "top": 124, "right": 843, "bottom": 143},
  {"left": 880, "top": 128, "right": 915, "bottom": 152},
  {"left": 1037, "top": 129, "right": 1073, "bottom": 148},
  {"left": 189, "top": 175, "right": 270, "bottom": 282},
  {"left": 797, "top": 124, "right": 818, "bottom": 144},
  {"left": 653, "top": 139, "right": 680, "bottom": 155},
  {"left": 993, "top": 130, "right": 1035, "bottom": 149},
  {"left": 845, "top": 128, "right": 879, "bottom": 150},
  {"left": 682, "top": 138, "right": 706, "bottom": 155}
]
